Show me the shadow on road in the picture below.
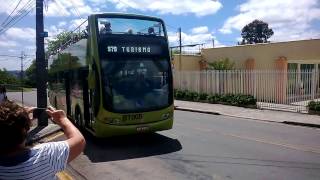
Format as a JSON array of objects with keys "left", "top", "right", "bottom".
[
  {"left": 159, "top": 153, "right": 320, "bottom": 170},
  {"left": 83, "top": 132, "right": 182, "bottom": 163}
]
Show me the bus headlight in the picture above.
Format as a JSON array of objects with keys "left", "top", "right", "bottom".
[
  {"left": 114, "top": 119, "right": 121, "bottom": 124},
  {"left": 104, "top": 118, "right": 121, "bottom": 124},
  {"left": 161, "top": 113, "right": 170, "bottom": 120}
]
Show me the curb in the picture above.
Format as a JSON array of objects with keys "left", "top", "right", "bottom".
[
  {"left": 27, "top": 126, "right": 62, "bottom": 145},
  {"left": 174, "top": 106, "right": 221, "bottom": 115},
  {"left": 282, "top": 121, "right": 320, "bottom": 129},
  {"left": 174, "top": 106, "right": 320, "bottom": 129}
]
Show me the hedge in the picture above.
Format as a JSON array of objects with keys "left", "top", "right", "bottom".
[
  {"left": 174, "top": 89, "right": 257, "bottom": 107},
  {"left": 308, "top": 101, "right": 320, "bottom": 112}
]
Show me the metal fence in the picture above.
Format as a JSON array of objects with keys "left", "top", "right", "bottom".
[
  {"left": 0, "top": 84, "right": 29, "bottom": 106},
  {"left": 174, "top": 70, "right": 320, "bottom": 113}
]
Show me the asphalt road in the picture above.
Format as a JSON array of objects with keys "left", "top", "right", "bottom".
[
  {"left": 7, "top": 91, "right": 320, "bottom": 180},
  {"left": 7, "top": 90, "right": 37, "bottom": 107}
]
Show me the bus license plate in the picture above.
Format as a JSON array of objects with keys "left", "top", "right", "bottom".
[
  {"left": 137, "top": 126, "right": 149, "bottom": 132},
  {"left": 123, "top": 114, "right": 143, "bottom": 121}
]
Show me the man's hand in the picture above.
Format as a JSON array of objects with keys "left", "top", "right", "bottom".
[
  {"left": 46, "top": 107, "right": 67, "bottom": 126},
  {"left": 24, "top": 106, "right": 36, "bottom": 113},
  {"left": 45, "top": 107, "right": 86, "bottom": 163}
]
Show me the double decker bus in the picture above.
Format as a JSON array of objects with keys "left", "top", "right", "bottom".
[{"left": 48, "top": 13, "right": 174, "bottom": 137}]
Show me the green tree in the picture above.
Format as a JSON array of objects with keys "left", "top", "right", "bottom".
[
  {"left": 24, "top": 60, "right": 36, "bottom": 87},
  {"left": 240, "top": 20, "right": 274, "bottom": 44},
  {"left": 0, "top": 68, "right": 19, "bottom": 85},
  {"left": 49, "top": 53, "right": 81, "bottom": 73},
  {"left": 47, "top": 31, "right": 87, "bottom": 56},
  {"left": 207, "top": 58, "right": 235, "bottom": 70},
  {"left": 47, "top": 31, "right": 73, "bottom": 55}
]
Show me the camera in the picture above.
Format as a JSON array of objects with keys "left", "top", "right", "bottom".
[{"left": 32, "top": 108, "right": 47, "bottom": 119}]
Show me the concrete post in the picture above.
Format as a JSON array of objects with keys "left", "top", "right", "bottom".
[
  {"left": 245, "top": 58, "right": 256, "bottom": 95},
  {"left": 275, "top": 56, "right": 288, "bottom": 103}
]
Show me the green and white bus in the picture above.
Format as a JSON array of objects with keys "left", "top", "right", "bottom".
[{"left": 48, "top": 13, "right": 174, "bottom": 137}]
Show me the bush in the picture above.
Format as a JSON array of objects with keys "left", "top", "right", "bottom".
[
  {"left": 308, "top": 101, "right": 317, "bottom": 111},
  {"left": 175, "top": 89, "right": 187, "bottom": 100},
  {"left": 174, "top": 89, "right": 257, "bottom": 107},
  {"left": 315, "top": 104, "right": 320, "bottom": 111},
  {"left": 308, "top": 101, "right": 320, "bottom": 115},
  {"left": 199, "top": 93, "right": 208, "bottom": 101},
  {"left": 207, "top": 95, "right": 218, "bottom": 103},
  {"left": 183, "top": 90, "right": 192, "bottom": 101}
]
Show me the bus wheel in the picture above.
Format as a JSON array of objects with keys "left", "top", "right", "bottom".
[{"left": 75, "top": 108, "right": 83, "bottom": 129}]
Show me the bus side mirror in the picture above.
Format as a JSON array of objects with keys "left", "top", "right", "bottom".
[{"left": 88, "top": 71, "right": 95, "bottom": 89}]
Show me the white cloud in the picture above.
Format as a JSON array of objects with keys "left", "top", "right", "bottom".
[
  {"left": 0, "top": 0, "right": 33, "bottom": 14},
  {"left": 91, "top": 0, "right": 222, "bottom": 16},
  {"left": 191, "top": 26, "right": 209, "bottom": 34},
  {"left": 45, "top": 25, "right": 64, "bottom": 42},
  {"left": 5, "top": 27, "right": 36, "bottom": 42},
  {"left": 219, "top": 0, "right": 320, "bottom": 41},
  {"left": 44, "top": 0, "right": 94, "bottom": 17},
  {"left": 0, "top": 39, "right": 17, "bottom": 47},
  {"left": 58, "top": 21, "right": 67, "bottom": 27},
  {"left": 168, "top": 27, "right": 225, "bottom": 52},
  {"left": 69, "top": 18, "right": 88, "bottom": 30}
]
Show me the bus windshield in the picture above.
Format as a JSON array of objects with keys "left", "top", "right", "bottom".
[
  {"left": 101, "top": 58, "right": 170, "bottom": 112},
  {"left": 97, "top": 17, "right": 165, "bottom": 36}
]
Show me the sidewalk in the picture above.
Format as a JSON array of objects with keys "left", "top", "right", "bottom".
[
  {"left": 175, "top": 100, "right": 320, "bottom": 128},
  {"left": 27, "top": 123, "right": 61, "bottom": 145}
]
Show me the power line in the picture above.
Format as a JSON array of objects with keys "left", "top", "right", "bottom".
[
  {"left": 0, "top": 0, "right": 35, "bottom": 35},
  {"left": 0, "top": 54, "right": 34, "bottom": 58},
  {"left": 3, "top": 0, "right": 20, "bottom": 22},
  {"left": 0, "top": 0, "right": 23, "bottom": 28},
  {"left": 117, "top": 0, "right": 136, "bottom": 10},
  {"left": 0, "top": 54, "right": 21, "bottom": 58},
  {"left": 1, "top": 5, "right": 35, "bottom": 34},
  {"left": 166, "top": 23, "right": 178, "bottom": 31},
  {"left": 69, "top": 0, "right": 81, "bottom": 17},
  {"left": 1, "top": 0, "right": 34, "bottom": 30},
  {"left": 51, "top": 0, "right": 69, "bottom": 17}
]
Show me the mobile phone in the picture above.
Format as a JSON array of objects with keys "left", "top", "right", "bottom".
[{"left": 32, "top": 108, "right": 47, "bottom": 119}]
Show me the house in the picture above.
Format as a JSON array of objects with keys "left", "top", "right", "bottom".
[
  {"left": 173, "top": 39, "right": 320, "bottom": 72},
  {"left": 173, "top": 39, "right": 320, "bottom": 105}
]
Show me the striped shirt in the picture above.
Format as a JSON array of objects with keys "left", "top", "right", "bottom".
[{"left": 0, "top": 141, "right": 70, "bottom": 180}]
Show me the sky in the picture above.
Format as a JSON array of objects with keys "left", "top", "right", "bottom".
[{"left": 0, "top": 0, "right": 319, "bottom": 70}]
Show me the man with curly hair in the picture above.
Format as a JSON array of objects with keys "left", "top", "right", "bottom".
[{"left": 0, "top": 101, "right": 86, "bottom": 179}]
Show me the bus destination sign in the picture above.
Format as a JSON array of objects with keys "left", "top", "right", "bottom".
[{"left": 107, "top": 46, "right": 152, "bottom": 54}]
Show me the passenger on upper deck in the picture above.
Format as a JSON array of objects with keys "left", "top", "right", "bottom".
[
  {"left": 148, "top": 27, "right": 155, "bottom": 35},
  {"left": 127, "top": 28, "right": 133, "bottom": 34},
  {"left": 100, "top": 20, "right": 112, "bottom": 34}
]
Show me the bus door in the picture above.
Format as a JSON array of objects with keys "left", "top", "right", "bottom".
[{"left": 80, "top": 68, "right": 91, "bottom": 128}]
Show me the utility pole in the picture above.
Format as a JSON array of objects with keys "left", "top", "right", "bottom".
[
  {"left": 178, "top": 27, "right": 182, "bottom": 71},
  {"left": 212, "top": 38, "right": 215, "bottom": 48},
  {"left": 20, "top": 51, "right": 24, "bottom": 106},
  {"left": 36, "top": 0, "right": 48, "bottom": 126}
]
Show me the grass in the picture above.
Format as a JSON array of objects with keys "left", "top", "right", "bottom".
[{"left": 6, "top": 87, "right": 33, "bottom": 92}]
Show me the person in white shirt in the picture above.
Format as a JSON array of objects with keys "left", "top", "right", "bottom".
[{"left": 0, "top": 101, "right": 86, "bottom": 180}]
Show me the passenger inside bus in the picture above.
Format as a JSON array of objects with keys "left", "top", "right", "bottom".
[
  {"left": 100, "top": 20, "right": 112, "bottom": 34},
  {"left": 148, "top": 27, "right": 155, "bottom": 35}
]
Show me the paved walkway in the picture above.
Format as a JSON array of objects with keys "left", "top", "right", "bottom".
[{"left": 175, "top": 100, "right": 320, "bottom": 127}]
